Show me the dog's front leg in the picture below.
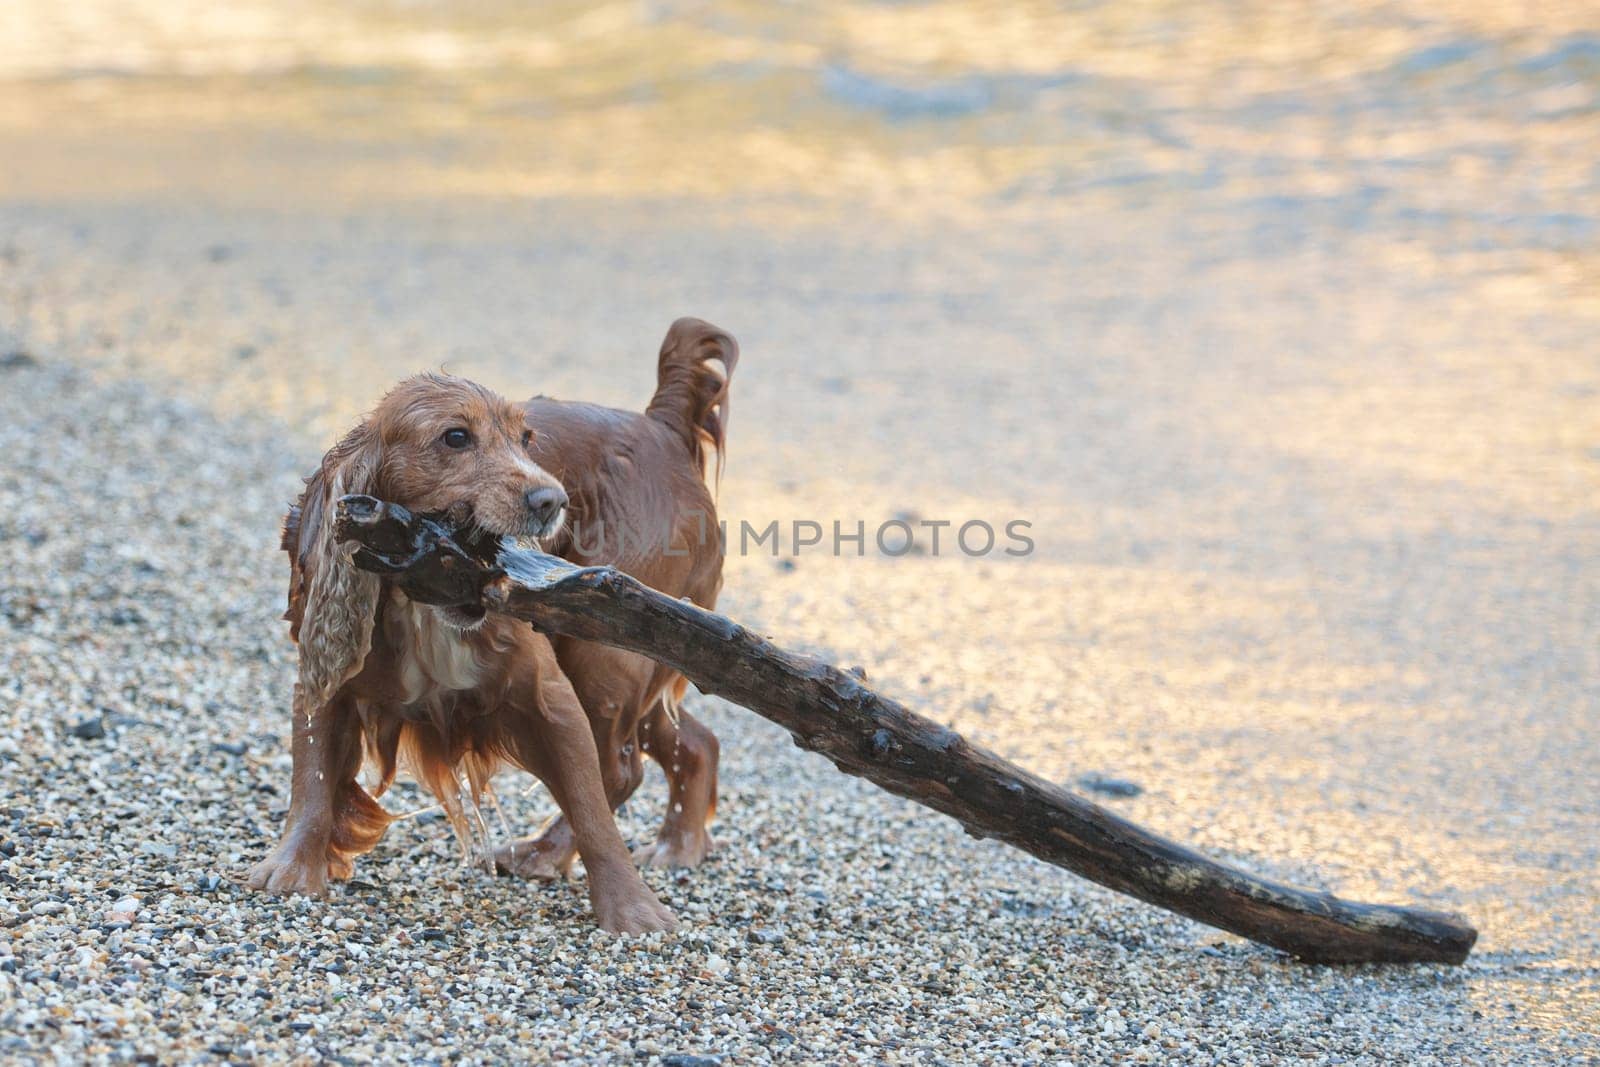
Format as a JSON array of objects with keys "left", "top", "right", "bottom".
[
  {"left": 518, "top": 672, "right": 677, "bottom": 935},
  {"left": 247, "top": 686, "right": 372, "bottom": 894}
]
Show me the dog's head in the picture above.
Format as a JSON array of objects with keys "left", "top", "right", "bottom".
[
  {"left": 365, "top": 373, "right": 566, "bottom": 542},
  {"left": 288, "top": 373, "right": 567, "bottom": 693}
]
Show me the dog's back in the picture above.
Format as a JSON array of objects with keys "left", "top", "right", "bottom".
[{"left": 526, "top": 316, "right": 736, "bottom": 607}]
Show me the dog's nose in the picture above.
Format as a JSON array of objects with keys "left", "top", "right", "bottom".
[{"left": 524, "top": 486, "right": 568, "bottom": 528}]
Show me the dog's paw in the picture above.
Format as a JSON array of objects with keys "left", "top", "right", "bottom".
[
  {"left": 633, "top": 828, "right": 715, "bottom": 870},
  {"left": 494, "top": 838, "right": 574, "bottom": 881},
  {"left": 246, "top": 846, "right": 331, "bottom": 896},
  {"left": 592, "top": 887, "right": 678, "bottom": 935}
]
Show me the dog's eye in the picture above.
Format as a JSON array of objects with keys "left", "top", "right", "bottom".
[
  {"left": 441, "top": 428, "right": 472, "bottom": 449},
  {"left": 520, "top": 429, "right": 533, "bottom": 448}
]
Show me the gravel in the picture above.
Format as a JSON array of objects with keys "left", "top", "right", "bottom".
[{"left": 0, "top": 267, "right": 1591, "bottom": 1062}]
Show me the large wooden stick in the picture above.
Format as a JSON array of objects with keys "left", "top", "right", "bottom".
[{"left": 335, "top": 495, "right": 1477, "bottom": 964}]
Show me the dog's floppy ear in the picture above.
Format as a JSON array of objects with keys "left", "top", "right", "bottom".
[{"left": 290, "top": 421, "right": 384, "bottom": 705}]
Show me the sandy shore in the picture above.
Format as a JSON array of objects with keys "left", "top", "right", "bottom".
[
  {"left": 1, "top": 195, "right": 1594, "bottom": 1063},
  {"left": 1, "top": 2, "right": 1597, "bottom": 1062}
]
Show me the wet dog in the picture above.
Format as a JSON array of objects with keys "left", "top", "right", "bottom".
[{"left": 248, "top": 319, "right": 736, "bottom": 932}]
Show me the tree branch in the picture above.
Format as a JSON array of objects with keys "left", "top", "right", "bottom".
[{"left": 335, "top": 495, "right": 1477, "bottom": 964}]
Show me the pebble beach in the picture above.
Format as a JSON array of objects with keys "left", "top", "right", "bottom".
[{"left": 2, "top": 2, "right": 1598, "bottom": 1063}]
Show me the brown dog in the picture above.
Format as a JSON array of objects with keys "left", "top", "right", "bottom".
[{"left": 247, "top": 319, "right": 736, "bottom": 933}]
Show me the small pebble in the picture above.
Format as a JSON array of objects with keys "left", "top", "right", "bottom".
[
  {"left": 1076, "top": 773, "right": 1144, "bottom": 798},
  {"left": 69, "top": 716, "right": 106, "bottom": 740}
]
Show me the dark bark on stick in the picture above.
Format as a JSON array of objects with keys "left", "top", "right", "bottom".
[{"left": 335, "top": 495, "right": 1478, "bottom": 965}]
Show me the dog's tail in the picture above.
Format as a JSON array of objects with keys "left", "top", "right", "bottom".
[{"left": 645, "top": 317, "right": 738, "bottom": 491}]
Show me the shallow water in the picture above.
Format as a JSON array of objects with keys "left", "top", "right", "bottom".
[{"left": 2, "top": 0, "right": 1597, "bottom": 233}]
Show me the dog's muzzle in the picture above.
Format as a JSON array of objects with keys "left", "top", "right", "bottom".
[{"left": 524, "top": 486, "right": 568, "bottom": 538}]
